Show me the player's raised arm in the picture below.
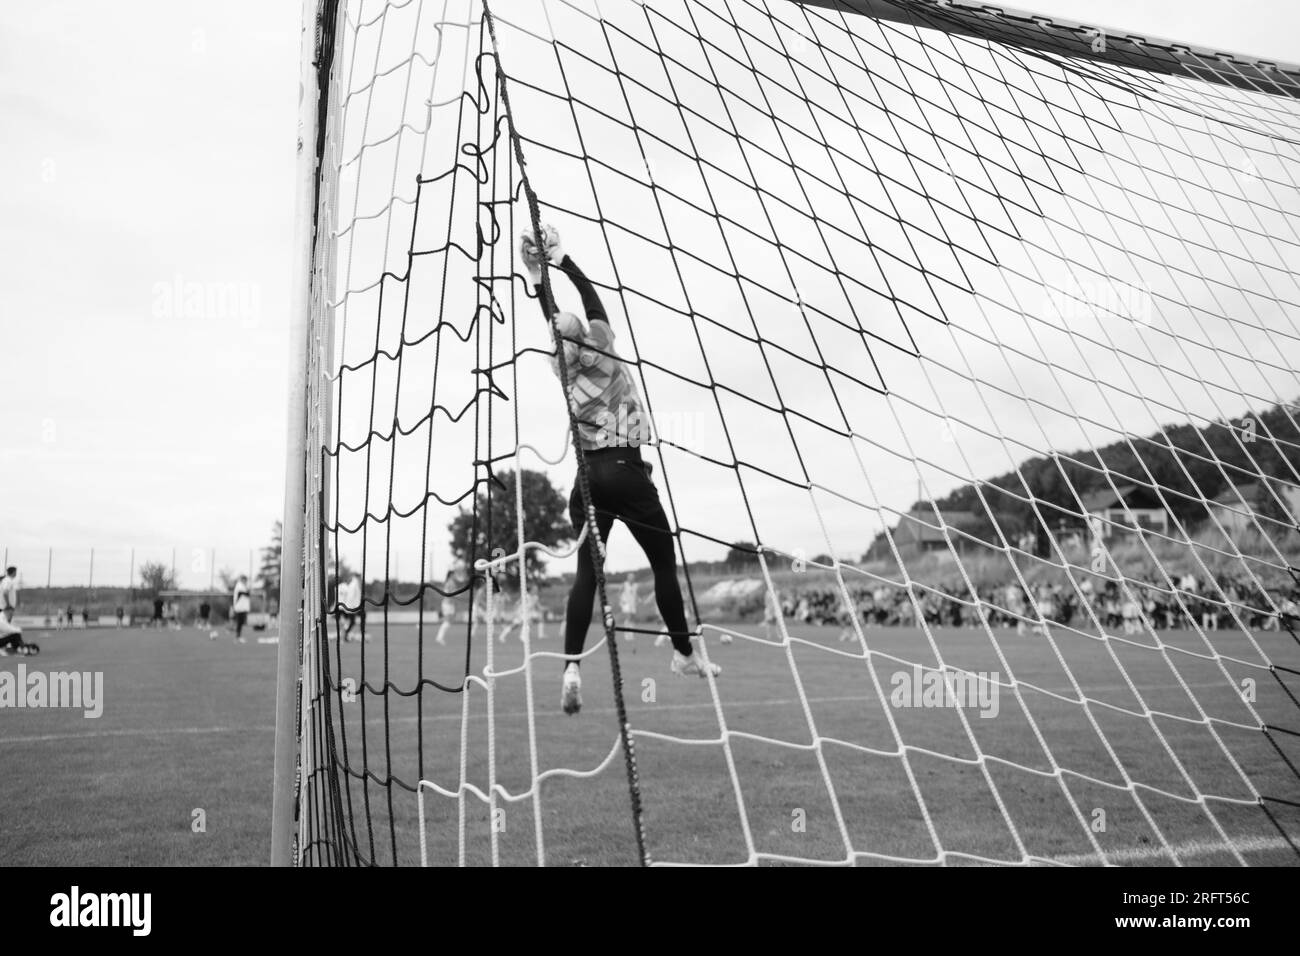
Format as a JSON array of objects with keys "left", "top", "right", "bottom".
[{"left": 520, "top": 225, "right": 608, "bottom": 329}]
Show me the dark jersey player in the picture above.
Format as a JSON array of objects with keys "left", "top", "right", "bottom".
[{"left": 520, "top": 224, "right": 720, "bottom": 715}]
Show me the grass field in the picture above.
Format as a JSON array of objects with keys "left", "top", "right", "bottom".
[
  {"left": 0, "top": 625, "right": 279, "bottom": 865},
  {"left": 3, "top": 617, "right": 1299, "bottom": 866}
]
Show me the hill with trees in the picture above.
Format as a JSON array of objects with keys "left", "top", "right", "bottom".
[{"left": 871, "top": 401, "right": 1300, "bottom": 558}]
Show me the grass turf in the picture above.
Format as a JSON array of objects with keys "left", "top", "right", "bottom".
[{"left": 2, "top": 618, "right": 1299, "bottom": 866}]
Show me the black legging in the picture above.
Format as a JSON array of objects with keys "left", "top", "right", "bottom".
[{"left": 565, "top": 447, "right": 692, "bottom": 662}]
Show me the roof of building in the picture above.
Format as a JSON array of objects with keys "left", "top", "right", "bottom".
[
  {"left": 1079, "top": 483, "right": 1167, "bottom": 513},
  {"left": 1210, "top": 481, "right": 1272, "bottom": 507},
  {"left": 893, "top": 509, "right": 980, "bottom": 545}
]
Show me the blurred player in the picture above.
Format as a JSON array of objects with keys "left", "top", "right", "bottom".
[
  {"left": 232, "top": 575, "right": 252, "bottom": 643},
  {"left": 528, "top": 582, "right": 546, "bottom": 640},
  {"left": 1121, "top": 591, "right": 1141, "bottom": 635},
  {"left": 1, "top": 566, "right": 19, "bottom": 624},
  {"left": 619, "top": 575, "right": 639, "bottom": 642},
  {"left": 434, "top": 565, "right": 463, "bottom": 646},
  {"left": 494, "top": 585, "right": 521, "bottom": 644},
  {"left": 761, "top": 587, "right": 781, "bottom": 640},
  {"left": 495, "top": 580, "right": 546, "bottom": 643},
  {"left": 837, "top": 592, "right": 865, "bottom": 643},
  {"left": 1004, "top": 582, "right": 1026, "bottom": 635},
  {"left": 337, "top": 573, "right": 363, "bottom": 642},
  {"left": 469, "top": 574, "right": 490, "bottom": 632}
]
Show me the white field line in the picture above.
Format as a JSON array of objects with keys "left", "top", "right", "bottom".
[
  {"left": 0, "top": 680, "right": 1266, "bottom": 745},
  {"left": 1053, "top": 834, "right": 1295, "bottom": 865},
  {"left": 0, "top": 724, "right": 271, "bottom": 744}
]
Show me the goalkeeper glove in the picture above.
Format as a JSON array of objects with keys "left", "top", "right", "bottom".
[
  {"left": 519, "top": 230, "right": 543, "bottom": 285},
  {"left": 540, "top": 223, "right": 564, "bottom": 265}
]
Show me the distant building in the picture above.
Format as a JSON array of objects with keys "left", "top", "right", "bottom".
[
  {"left": 1206, "top": 480, "right": 1300, "bottom": 533},
  {"left": 891, "top": 508, "right": 981, "bottom": 554},
  {"left": 1078, "top": 484, "right": 1169, "bottom": 540}
]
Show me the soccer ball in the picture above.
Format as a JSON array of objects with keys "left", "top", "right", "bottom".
[{"left": 209, "top": 630, "right": 219, "bottom": 640}]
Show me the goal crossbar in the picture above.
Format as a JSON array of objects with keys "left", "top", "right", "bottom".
[{"left": 801, "top": 0, "right": 1300, "bottom": 97}]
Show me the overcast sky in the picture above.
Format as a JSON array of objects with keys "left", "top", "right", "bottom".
[{"left": 1, "top": 0, "right": 1297, "bottom": 586}]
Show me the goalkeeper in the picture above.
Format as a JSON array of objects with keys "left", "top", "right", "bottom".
[{"left": 521, "top": 224, "right": 720, "bottom": 716}]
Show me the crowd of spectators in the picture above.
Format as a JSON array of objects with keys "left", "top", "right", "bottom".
[{"left": 775, "top": 572, "right": 1299, "bottom": 635}]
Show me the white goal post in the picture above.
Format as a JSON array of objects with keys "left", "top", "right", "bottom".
[{"left": 273, "top": 0, "right": 337, "bottom": 868}]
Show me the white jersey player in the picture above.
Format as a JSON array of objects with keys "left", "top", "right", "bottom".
[
  {"left": 336, "top": 574, "right": 363, "bottom": 642},
  {"left": 619, "top": 576, "right": 639, "bottom": 641},
  {"left": 436, "top": 593, "right": 456, "bottom": 645},
  {"left": 761, "top": 587, "right": 780, "bottom": 640},
  {"left": 495, "top": 589, "right": 520, "bottom": 644},
  {"left": 1, "top": 566, "right": 19, "bottom": 623},
  {"left": 496, "top": 582, "right": 546, "bottom": 644},
  {"left": 435, "top": 563, "right": 467, "bottom": 646}
]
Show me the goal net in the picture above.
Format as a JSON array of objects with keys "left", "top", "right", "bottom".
[{"left": 276, "top": 0, "right": 1300, "bottom": 865}]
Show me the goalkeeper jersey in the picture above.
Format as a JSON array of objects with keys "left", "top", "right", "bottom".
[
  {"left": 565, "top": 319, "right": 649, "bottom": 450},
  {"left": 539, "top": 256, "right": 649, "bottom": 451}
]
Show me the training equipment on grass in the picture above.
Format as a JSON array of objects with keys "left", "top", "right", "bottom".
[{"left": 274, "top": 0, "right": 1300, "bottom": 866}]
